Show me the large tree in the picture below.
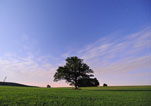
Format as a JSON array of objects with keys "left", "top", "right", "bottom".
[{"left": 54, "top": 56, "right": 96, "bottom": 89}]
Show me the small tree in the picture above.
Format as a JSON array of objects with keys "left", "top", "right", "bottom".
[
  {"left": 54, "top": 56, "right": 95, "bottom": 89},
  {"left": 103, "top": 83, "right": 108, "bottom": 87},
  {"left": 47, "top": 84, "right": 51, "bottom": 88}
]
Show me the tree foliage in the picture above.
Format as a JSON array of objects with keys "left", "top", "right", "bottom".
[
  {"left": 54, "top": 56, "right": 98, "bottom": 89},
  {"left": 78, "top": 78, "right": 99, "bottom": 87}
]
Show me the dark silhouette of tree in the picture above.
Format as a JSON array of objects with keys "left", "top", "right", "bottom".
[
  {"left": 47, "top": 84, "right": 51, "bottom": 88},
  {"left": 78, "top": 78, "right": 99, "bottom": 87},
  {"left": 54, "top": 56, "right": 95, "bottom": 89},
  {"left": 103, "top": 83, "right": 108, "bottom": 87}
]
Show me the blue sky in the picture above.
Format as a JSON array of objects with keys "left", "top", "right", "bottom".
[{"left": 0, "top": 0, "right": 151, "bottom": 87}]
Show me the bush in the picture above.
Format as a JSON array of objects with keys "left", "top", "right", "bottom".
[
  {"left": 103, "top": 83, "right": 108, "bottom": 87},
  {"left": 47, "top": 84, "right": 51, "bottom": 88}
]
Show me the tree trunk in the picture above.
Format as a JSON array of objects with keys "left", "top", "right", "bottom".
[
  {"left": 75, "top": 85, "right": 78, "bottom": 89},
  {"left": 74, "top": 80, "right": 78, "bottom": 89}
]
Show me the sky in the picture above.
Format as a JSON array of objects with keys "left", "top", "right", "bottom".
[{"left": 0, "top": 0, "right": 151, "bottom": 87}]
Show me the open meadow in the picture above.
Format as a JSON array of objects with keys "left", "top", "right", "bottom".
[{"left": 0, "top": 86, "right": 151, "bottom": 106}]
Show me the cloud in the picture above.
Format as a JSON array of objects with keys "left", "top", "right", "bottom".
[
  {"left": 79, "top": 28, "right": 151, "bottom": 62},
  {"left": 0, "top": 53, "right": 61, "bottom": 87},
  {"left": 94, "top": 55, "right": 151, "bottom": 74},
  {"left": 0, "top": 52, "right": 70, "bottom": 87}
]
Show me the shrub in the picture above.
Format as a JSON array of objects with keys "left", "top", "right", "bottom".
[
  {"left": 103, "top": 83, "right": 108, "bottom": 87},
  {"left": 47, "top": 84, "right": 51, "bottom": 88}
]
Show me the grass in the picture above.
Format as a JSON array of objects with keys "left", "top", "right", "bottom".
[{"left": 0, "top": 86, "right": 151, "bottom": 106}]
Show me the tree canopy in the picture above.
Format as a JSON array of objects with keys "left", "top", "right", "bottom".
[
  {"left": 78, "top": 78, "right": 99, "bottom": 87},
  {"left": 54, "top": 56, "right": 99, "bottom": 89}
]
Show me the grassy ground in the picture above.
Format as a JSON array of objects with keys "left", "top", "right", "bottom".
[{"left": 0, "top": 86, "right": 151, "bottom": 106}]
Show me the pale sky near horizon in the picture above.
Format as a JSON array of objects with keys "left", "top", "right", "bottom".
[{"left": 0, "top": 0, "right": 151, "bottom": 87}]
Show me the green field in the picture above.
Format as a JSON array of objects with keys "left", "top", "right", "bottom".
[{"left": 0, "top": 86, "right": 151, "bottom": 106}]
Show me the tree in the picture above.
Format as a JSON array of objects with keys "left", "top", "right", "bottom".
[
  {"left": 54, "top": 56, "right": 95, "bottom": 89},
  {"left": 103, "top": 83, "right": 108, "bottom": 87},
  {"left": 47, "top": 84, "right": 51, "bottom": 88}
]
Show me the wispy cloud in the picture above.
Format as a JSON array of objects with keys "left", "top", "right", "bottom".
[
  {"left": 79, "top": 28, "right": 151, "bottom": 63},
  {"left": 0, "top": 54, "right": 48, "bottom": 85},
  {"left": 94, "top": 55, "right": 151, "bottom": 74},
  {"left": 0, "top": 53, "right": 69, "bottom": 87}
]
